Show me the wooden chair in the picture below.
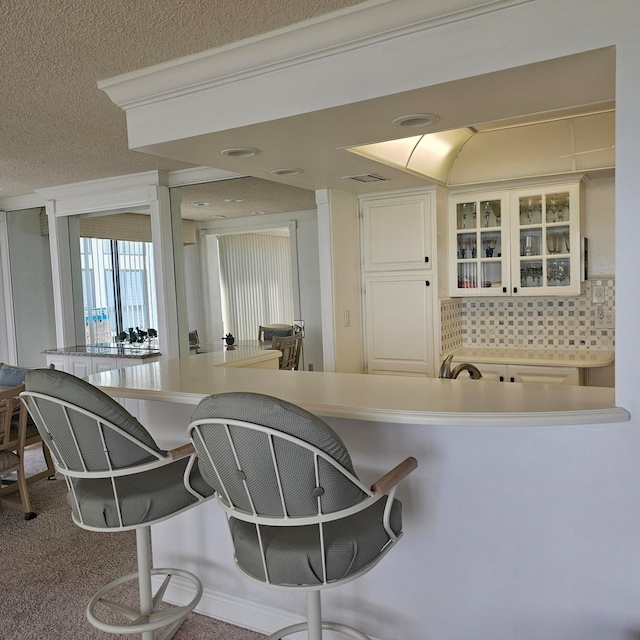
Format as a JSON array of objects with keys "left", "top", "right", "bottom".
[
  {"left": 0, "top": 364, "right": 56, "bottom": 519},
  {"left": 258, "top": 324, "right": 294, "bottom": 342},
  {"left": 272, "top": 335, "right": 302, "bottom": 370}
]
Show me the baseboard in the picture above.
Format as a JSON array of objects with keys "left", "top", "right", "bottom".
[{"left": 154, "top": 574, "right": 384, "bottom": 640}]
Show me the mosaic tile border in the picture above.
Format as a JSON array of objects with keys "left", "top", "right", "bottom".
[{"left": 440, "top": 279, "right": 615, "bottom": 351}]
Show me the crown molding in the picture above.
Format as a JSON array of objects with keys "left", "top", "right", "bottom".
[
  {"left": 99, "top": 0, "right": 534, "bottom": 110},
  {"left": 0, "top": 193, "right": 46, "bottom": 212}
]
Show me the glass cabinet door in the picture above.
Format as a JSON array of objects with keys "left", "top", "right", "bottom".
[
  {"left": 510, "top": 183, "right": 582, "bottom": 296},
  {"left": 449, "top": 191, "right": 510, "bottom": 296}
]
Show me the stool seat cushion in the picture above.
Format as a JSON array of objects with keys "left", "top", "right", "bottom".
[
  {"left": 69, "top": 457, "right": 214, "bottom": 528},
  {"left": 229, "top": 496, "right": 402, "bottom": 586}
]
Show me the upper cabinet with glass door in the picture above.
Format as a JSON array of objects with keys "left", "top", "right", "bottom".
[
  {"left": 510, "top": 182, "right": 584, "bottom": 297},
  {"left": 448, "top": 190, "right": 510, "bottom": 297},
  {"left": 449, "top": 181, "right": 584, "bottom": 298}
]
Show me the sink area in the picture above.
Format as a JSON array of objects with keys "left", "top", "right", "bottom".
[{"left": 439, "top": 354, "right": 483, "bottom": 380}]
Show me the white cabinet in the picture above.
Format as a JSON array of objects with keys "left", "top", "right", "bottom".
[
  {"left": 364, "top": 273, "right": 434, "bottom": 376},
  {"left": 449, "top": 190, "right": 510, "bottom": 296},
  {"left": 46, "top": 353, "right": 160, "bottom": 376},
  {"left": 362, "top": 192, "right": 434, "bottom": 271},
  {"left": 509, "top": 182, "right": 584, "bottom": 297},
  {"left": 449, "top": 181, "right": 584, "bottom": 297},
  {"left": 453, "top": 359, "right": 582, "bottom": 385},
  {"left": 361, "top": 189, "right": 441, "bottom": 378}
]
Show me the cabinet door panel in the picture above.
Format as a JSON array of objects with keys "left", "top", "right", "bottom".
[
  {"left": 363, "top": 194, "right": 432, "bottom": 271},
  {"left": 508, "top": 364, "right": 581, "bottom": 385},
  {"left": 365, "top": 274, "right": 433, "bottom": 376},
  {"left": 70, "top": 358, "right": 92, "bottom": 378}
]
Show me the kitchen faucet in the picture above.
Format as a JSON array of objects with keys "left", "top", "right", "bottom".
[{"left": 438, "top": 354, "right": 483, "bottom": 380}]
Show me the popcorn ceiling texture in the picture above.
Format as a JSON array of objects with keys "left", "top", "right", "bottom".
[
  {"left": 0, "top": 0, "right": 367, "bottom": 197},
  {"left": 440, "top": 279, "right": 615, "bottom": 353}
]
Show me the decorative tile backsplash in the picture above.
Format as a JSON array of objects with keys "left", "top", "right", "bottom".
[{"left": 440, "top": 279, "right": 615, "bottom": 352}]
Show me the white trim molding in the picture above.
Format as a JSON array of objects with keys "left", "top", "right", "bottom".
[
  {"left": 98, "top": 0, "right": 533, "bottom": 110},
  {"left": 155, "top": 575, "right": 386, "bottom": 640}
]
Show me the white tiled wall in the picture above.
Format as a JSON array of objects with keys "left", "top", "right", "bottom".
[{"left": 440, "top": 279, "right": 615, "bottom": 352}]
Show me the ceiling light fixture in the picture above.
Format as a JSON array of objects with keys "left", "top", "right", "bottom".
[
  {"left": 392, "top": 113, "right": 440, "bottom": 129},
  {"left": 271, "top": 168, "right": 303, "bottom": 176},
  {"left": 221, "top": 147, "right": 260, "bottom": 158},
  {"left": 211, "top": 215, "right": 226, "bottom": 219},
  {"left": 251, "top": 210, "right": 267, "bottom": 215},
  {"left": 223, "top": 198, "right": 243, "bottom": 203},
  {"left": 192, "top": 201, "right": 211, "bottom": 207}
]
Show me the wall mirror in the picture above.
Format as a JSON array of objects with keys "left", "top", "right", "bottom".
[{"left": 170, "top": 176, "right": 321, "bottom": 368}]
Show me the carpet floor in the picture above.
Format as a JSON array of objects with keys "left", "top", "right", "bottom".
[{"left": 0, "top": 446, "right": 266, "bottom": 640}]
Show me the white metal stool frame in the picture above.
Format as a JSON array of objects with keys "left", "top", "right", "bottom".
[
  {"left": 190, "top": 414, "right": 417, "bottom": 640},
  {"left": 22, "top": 390, "right": 213, "bottom": 640}
]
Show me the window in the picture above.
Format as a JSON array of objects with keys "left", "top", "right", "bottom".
[{"left": 80, "top": 237, "right": 157, "bottom": 344}]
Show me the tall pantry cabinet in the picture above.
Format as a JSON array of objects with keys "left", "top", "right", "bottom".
[{"left": 360, "top": 188, "right": 445, "bottom": 377}]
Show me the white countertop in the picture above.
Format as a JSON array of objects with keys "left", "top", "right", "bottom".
[
  {"left": 86, "top": 354, "right": 629, "bottom": 427},
  {"left": 450, "top": 347, "right": 614, "bottom": 368},
  {"left": 192, "top": 344, "right": 280, "bottom": 368}
]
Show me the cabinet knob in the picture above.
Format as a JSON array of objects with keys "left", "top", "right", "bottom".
[
  {"left": 425, "top": 280, "right": 430, "bottom": 286},
  {"left": 513, "top": 287, "right": 518, "bottom": 294},
  {"left": 510, "top": 377, "right": 515, "bottom": 383},
  {"left": 424, "top": 256, "right": 429, "bottom": 263},
  {"left": 499, "top": 376, "right": 504, "bottom": 382},
  {"left": 502, "top": 287, "right": 507, "bottom": 293}
]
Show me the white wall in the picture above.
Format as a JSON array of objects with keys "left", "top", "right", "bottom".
[
  {"left": 317, "top": 188, "right": 364, "bottom": 373},
  {"left": 6, "top": 208, "right": 56, "bottom": 366}
]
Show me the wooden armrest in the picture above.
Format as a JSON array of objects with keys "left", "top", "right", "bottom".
[
  {"left": 167, "top": 442, "right": 196, "bottom": 459},
  {"left": 0, "top": 383, "right": 25, "bottom": 404},
  {"left": 371, "top": 456, "right": 418, "bottom": 494}
]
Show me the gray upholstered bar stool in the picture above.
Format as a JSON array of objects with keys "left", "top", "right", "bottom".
[
  {"left": 21, "top": 368, "right": 215, "bottom": 640},
  {"left": 188, "top": 391, "right": 417, "bottom": 640}
]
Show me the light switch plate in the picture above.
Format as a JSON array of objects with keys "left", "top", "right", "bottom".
[{"left": 591, "top": 284, "right": 605, "bottom": 303}]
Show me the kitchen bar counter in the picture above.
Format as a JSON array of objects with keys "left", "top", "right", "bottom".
[
  {"left": 86, "top": 357, "right": 630, "bottom": 640},
  {"left": 87, "top": 355, "right": 628, "bottom": 428}
]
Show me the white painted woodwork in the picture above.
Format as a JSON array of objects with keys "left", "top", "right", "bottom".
[
  {"left": 449, "top": 181, "right": 584, "bottom": 297},
  {"left": 455, "top": 361, "right": 581, "bottom": 385},
  {"left": 364, "top": 273, "right": 434, "bottom": 376},
  {"left": 361, "top": 192, "right": 434, "bottom": 272},
  {"left": 361, "top": 190, "right": 439, "bottom": 377},
  {"left": 448, "top": 190, "right": 511, "bottom": 296},
  {"left": 508, "top": 363, "right": 581, "bottom": 385}
]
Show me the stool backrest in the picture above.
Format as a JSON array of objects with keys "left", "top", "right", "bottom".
[
  {"left": 189, "top": 392, "right": 368, "bottom": 518},
  {"left": 23, "top": 369, "right": 163, "bottom": 472}
]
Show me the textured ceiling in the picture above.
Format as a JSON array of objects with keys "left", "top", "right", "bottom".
[{"left": 0, "top": 0, "right": 367, "bottom": 198}]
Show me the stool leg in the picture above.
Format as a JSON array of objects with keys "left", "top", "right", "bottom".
[
  {"left": 307, "top": 591, "right": 323, "bottom": 640},
  {"left": 136, "top": 526, "right": 154, "bottom": 640}
]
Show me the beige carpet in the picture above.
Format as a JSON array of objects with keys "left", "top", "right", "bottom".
[{"left": 0, "top": 446, "right": 265, "bottom": 640}]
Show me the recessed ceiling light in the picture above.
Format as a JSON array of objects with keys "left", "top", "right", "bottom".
[
  {"left": 192, "top": 201, "right": 211, "bottom": 207},
  {"left": 251, "top": 210, "right": 267, "bottom": 216},
  {"left": 221, "top": 147, "right": 260, "bottom": 158},
  {"left": 223, "top": 198, "right": 243, "bottom": 203},
  {"left": 392, "top": 113, "right": 440, "bottom": 128},
  {"left": 211, "top": 215, "right": 226, "bottom": 219},
  {"left": 271, "top": 168, "right": 303, "bottom": 176}
]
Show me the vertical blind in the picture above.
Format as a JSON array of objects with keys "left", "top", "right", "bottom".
[{"left": 217, "top": 232, "right": 294, "bottom": 341}]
